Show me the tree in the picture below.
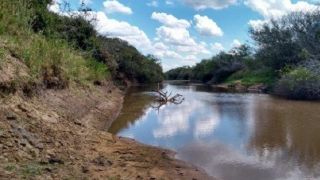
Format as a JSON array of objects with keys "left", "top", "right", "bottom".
[
  {"left": 275, "top": 60, "right": 320, "bottom": 100},
  {"left": 165, "top": 45, "right": 251, "bottom": 84},
  {"left": 250, "top": 19, "right": 302, "bottom": 71},
  {"left": 250, "top": 11, "right": 320, "bottom": 71}
]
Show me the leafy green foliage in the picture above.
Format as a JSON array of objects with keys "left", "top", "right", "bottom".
[
  {"left": 97, "top": 38, "right": 164, "bottom": 83},
  {"left": 0, "top": 0, "right": 163, "bottom": 89},
  {"left": 225, "top": 69, "right": 276, "bottom": 86},
  {"left": 250, "top": 20, "right": 303, "bottom": 70},
  {"left": 166, "top": 45, "right": 251, "bottom": 84},
  {"left": 274, "top": 60, "right": 320, "bottom": 100},
  {"left": 250, "top": 11, "right": 320, "bottom": 71},
  {"left": 0, "top": 0, "right": 109, "bottom": 87},
  {"left": 41, "top": 1, "right": 163, "bottom": 84},
  {"left": 250, "top": 11, "right": 320, "bottom": 99},
  {"left": 166, "top": 66, "right": 192, "bottom": 80}
]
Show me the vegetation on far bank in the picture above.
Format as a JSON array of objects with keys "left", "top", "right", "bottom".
[
  {"left": 0, "top": 0, "right": 164, "bottom": 94},
  {"left": 166, "top": 10, "right": 320, "bottom": 100}
]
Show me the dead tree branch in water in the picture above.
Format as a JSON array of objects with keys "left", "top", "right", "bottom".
[{"left": 151, "top": 85, "right": 185, "bottom": 111}]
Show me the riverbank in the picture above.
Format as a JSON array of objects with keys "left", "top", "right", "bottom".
[
  {"left": 0, "top": 56, "right": 210, "bottom": 179},
  {"left": 211, "top": 82, "right": 269, "bottom": 93},
  {"left": 166, "top": 80, "right": 269, "bottom": 94}
]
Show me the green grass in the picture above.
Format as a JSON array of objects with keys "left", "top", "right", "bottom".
[
  {"left": 0, "top": 46, "right": 5, "bottom": 59},
  {"left": 0, "top": 0, "right": 109, "bottom": 87},
  {"left": 21, "top": 164, "right": 42, "bottom": 177},
  {"left": 3, "top": 163, "right": 46, "bottom": 179},
  {"left": 108, "top": 176, "right": 121, "bottom": 180},
  {"left": 86, "top": 59, "right": 109, "bottom": 82},
  {"left": 0, "top": 46, "right": 6, "bottom": 69},
  {"left": 225, "top": 69, "right": 276, "bottom": 86},
  {"left": 2, "top": 34, "right": 109, "bottom": 85},
  {"left": 4, "top": 164, "right": 16, "bottom": 172}
]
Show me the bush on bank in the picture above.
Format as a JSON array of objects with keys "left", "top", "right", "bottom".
[{"left": 274, "top": 60, "right": 320, "bottom": 100}]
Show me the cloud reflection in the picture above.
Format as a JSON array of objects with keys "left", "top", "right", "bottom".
[
  {"left": 152, "top": 100, "right": 196, "bottom": 138},
  {"left": 152, "top": 92, "right": 221, "bottom": 139},
  {"left": 193, "top": 108, "right": 220, "bottom": 138},
  {"left": 112, "top": 83, "right": 320, "bottom": 179},
  {"left": 177, "top": 140, "right": 320, "bottom": 180}
]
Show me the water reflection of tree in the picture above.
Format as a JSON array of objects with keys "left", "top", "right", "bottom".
[
  {"left": 248, "top": 97, "right": 320, "bottom": 171},
  {"left": 108, "top": 88, "right": 155, "bottom": 134}
]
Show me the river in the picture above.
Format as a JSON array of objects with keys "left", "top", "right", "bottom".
[{"left": 108, "top": 82, "right": 320, "bottom": 180}]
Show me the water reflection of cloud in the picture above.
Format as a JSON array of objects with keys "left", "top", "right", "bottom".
[
  {"left": 121, "top": 132, "right": 135, "bottom": 139},
  {"left": 177, "top": 140, "right": 320, "bottom": 180},
  {"left": 152, "top": 100, "right": 197, "bottom": 138},
  {"left": 193, "top": 108, "right": 220, "bottom": 138},
  {"left": 114, "top": 84, "right": 320, "bottom": 179},
  {"left": 177, "top": 140, "right": 277, "bottom": 180}
]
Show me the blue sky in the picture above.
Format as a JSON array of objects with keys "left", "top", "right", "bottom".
[{"left": 49, "top": 0, "right": 319, "bottom": 70}]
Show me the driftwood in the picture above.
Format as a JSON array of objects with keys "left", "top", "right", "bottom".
[
  {"left": 153, "top": 90, "right": 184, "bottom": 104},
  {"left": 151, "top": 84, "right": 184, "bottom": 111}
]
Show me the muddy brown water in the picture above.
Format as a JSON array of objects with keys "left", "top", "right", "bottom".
[{"left": 108, "top": 82, "right": 320, "bottom": 180}]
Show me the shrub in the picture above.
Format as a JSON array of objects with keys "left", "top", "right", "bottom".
[
  {"left": 274, "top": 60, "right": 320, "bottom": 100},
  {"left": 225, "top": 68, "right": 276, "bottom": 86}
]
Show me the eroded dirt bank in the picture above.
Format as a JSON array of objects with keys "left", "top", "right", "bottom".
[{"left": 0, "top": 57, "right": 211, "bottom": 179}]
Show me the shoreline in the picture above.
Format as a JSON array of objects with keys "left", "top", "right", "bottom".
[{"left": 0, "top": 79, "right": 212, "bottom": 179}]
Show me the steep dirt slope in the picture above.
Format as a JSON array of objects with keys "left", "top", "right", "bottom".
[{"left": 0, "top": 53, "right": 211, "bottom": 179}]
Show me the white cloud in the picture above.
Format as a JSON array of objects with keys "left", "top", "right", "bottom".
[
  {"left": 245, "top": 0, "right": 317, "bottom": 19},
  {"left": 175, "top": 42, "right": 210, "bottom": 55},
  {"left": 246, "top": 0, "right": 318, "bottom": 30},
  {"left": 93, "top": 12, "right": 152, "bottom": 52},
  {"left": 150, "top": 12, "right": 213, "bottom": 70},
  {"left": 211, "top": 42, "right": 224, "bottom": 52},
  {"left": 152, "top": 12, "right": 196, "bottom": 47},
  {"left": 291, "top": 1, "right": 318, "bottom": 12},
  {"left": 181, "top": 0, "right": 237, "bottom": 10},
  {"left": 248, "top": 19, "right": 267, "bottom": 31},
  {"left": 194, "top": 14, "right": 223, "bottom": 37},
  {"left": 153, "top": 42, "right": 168, "bottom": 51},
  {"left": 48, "top": 0, "right": 61, "bottom": 13},
  {"left": 103, "top": 0, "right": 133, "bottom": 15},
  {"left": 151, "top": 12, "right": 191, "bottom": 28},
  {"left": 147, "top": 0, "right": 158, "bottom": 7},
  {"left": 166, "top": 0, "right": 174, "bottom": 5},
  {"left": 80, "top": 0, "right": 92, "bottom": 5},
  {"left": 156, "top": 26, "right": 196, "bottom": 46},
  {"left": 163, "top": 50, "right": 183, "bottom": 60},
  {"left": 231, "top": 39, "right": 241, "bottom": 48}
]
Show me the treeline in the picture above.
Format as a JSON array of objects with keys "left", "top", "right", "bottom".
[
  {"left": 166, "top": 10, "right": 320, "bottom": 100},
  {"left": 0, "top": 0, "right": 163, "bottom": 90},
  {"left": 166, "top": 45, "right": 253, "bottom": 84}
]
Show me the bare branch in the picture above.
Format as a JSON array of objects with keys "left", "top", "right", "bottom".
[{"left": 152, "top": 87, "right": 185, "bottom": 111}]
